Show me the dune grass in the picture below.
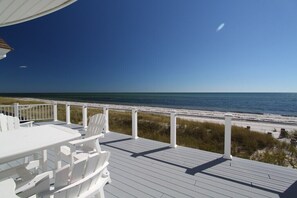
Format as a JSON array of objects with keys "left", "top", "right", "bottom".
[{"left": 0, "top": 97, "right": 44, "bottom": 105}]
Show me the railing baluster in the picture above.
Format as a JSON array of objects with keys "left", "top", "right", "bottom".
[
  {"left": 33, "top": 106, "right": 35, "bottom": 120},
  {"left": 29, "top": 106, "right": 31, "bottom": 120},
  {"left": 53, "top": 102, "right": 58, "bottom": 121},
  {"left": 82, "top": 104, "right": 88, "bottom": 129},
  {"left": 26, "top": 105, "right": 29, "bottom": 120},
  {"left": 103, "top": 106, "right": 109, "bottom": 133},
  {"left": 13, "top": 103, "right": 19, "bottom": 118},
  {"left": 66, "top": 103, "right": 71, "bottom": 124},
  {"left": 45, "top": 105, "right": 47, "bottom": 119},
  {"left": 42, "top": 105, "right": 44, "bottom": 120}
]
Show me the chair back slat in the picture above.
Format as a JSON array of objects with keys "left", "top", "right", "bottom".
[
  {"left": 55, "top": 165, "right": 70, "bottom": 189},
  {"left": 7, "top": 116, "right": 14, "bottom": 130},
  {"left": 90, "top": 151, "right": 110, "bottom": 187},
  {"left": 70, "top": 158, "right": 87, "bottom": 183},
  {"left": 0, "top": 114, "right": 8, "bottom": 132},
  {"left": 97, "top": 151, "right": 110, "bottom": 169},
  {"left": 79, "top": 153, "right": 100, "bottom": 194},
  {"left": 85, "top": 153, "right": 100, "bottom": 176},
  {"left": 13, "top": 117, "right": 20, "bottom": 129}
]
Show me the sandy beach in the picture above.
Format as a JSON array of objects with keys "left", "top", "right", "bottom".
[{"left": 17, "top": 97, "right": 297, "bottom": 138}]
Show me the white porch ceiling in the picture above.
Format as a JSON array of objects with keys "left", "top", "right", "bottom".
[{"left": 0, "top": 0, "right": 76, "bottom": 27}]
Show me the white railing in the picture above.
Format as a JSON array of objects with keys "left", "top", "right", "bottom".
[
  {"left": 0, "top": 101, "right": 233, "bottom": 160},
  {"left": 18, "top": 104, "right": 53, "bottom": 121},
  {"left": 0, "top": 103, "right": 54, "bottom": 121},
  {"left": 60, "top": 102, "right": 233, "bottom": 160},
  {"left": 0, "top": 105, "right": 15, "bottom": 116}
]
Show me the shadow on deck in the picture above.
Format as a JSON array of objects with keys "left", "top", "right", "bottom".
[{"left": 6, "top": 121, "right": 297, "bottom": 197}]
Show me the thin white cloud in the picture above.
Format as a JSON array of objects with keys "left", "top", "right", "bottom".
[
  {"left": 19, "top": 65, "right": 27, "bottom": 69},
  {"left": 216, "top": 23, "right": 225, "bottom": 32}
]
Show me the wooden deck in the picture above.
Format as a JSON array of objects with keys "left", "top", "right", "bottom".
[{"left": 2, "top": 121, "right": 297, "bottom": 198}]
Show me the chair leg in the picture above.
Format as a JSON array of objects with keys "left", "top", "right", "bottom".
[
  {"left": 95, "top": 188, "right": 105, "bottom": 198},
  {"left": 102, "top": 168, "right": 111, "bottom": 184}
]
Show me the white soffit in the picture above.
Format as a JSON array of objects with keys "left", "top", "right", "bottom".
[{"left": 0, "top": 0, "right": 76, "bottom": 27}]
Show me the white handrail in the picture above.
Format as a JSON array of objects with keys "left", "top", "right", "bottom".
[
  {"left": 0, "top": 101, "right": 234, "bottom": 160},
  {"left": 0, "top": 103, "right": 54, "bottom": 121}
]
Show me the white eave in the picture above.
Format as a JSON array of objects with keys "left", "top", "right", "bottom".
[{"left": 0, "top": 0, "right": 76, "bottom": 27}]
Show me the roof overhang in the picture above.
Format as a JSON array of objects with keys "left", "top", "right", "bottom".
[
  {"left": 0, "top": 38, "right": 12, "bottom": 60},
  {"left": 0, "top": 0, "right": 76, "bottom": 27}
]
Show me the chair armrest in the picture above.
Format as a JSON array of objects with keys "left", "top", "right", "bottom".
[
  {"left": 20, "top": 121, "right": 34, "bottom": 127},
  {"left": 0, "top": 160, "right": 39, "bottom": 181},
  {"left": 15, "top": 171, "right": 52, "bottom": 194},
  {"left": 68, "top": 134, "right": 104, "bottom": 146}
]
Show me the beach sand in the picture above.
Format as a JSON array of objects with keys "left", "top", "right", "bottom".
[{"left": 18, "top": 97, "right": 297, "bottom": 138}]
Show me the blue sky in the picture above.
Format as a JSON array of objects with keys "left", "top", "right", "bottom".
[{"left": 0, "top": 0, "right": 297, "bottom": 92}]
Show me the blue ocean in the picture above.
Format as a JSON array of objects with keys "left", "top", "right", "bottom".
[{"left": 1, "top": 93, "right": 297, "bottom": 116}]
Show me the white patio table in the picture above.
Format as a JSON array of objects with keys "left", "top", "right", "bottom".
[{"left": 0, "top": 125, "right": 81, "bottom": 172}]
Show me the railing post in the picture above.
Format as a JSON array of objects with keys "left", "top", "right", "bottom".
[
  {"left": 132, "top": 108, "right": 138, "bottom": 139},
  {"left": 103, "top": 106, "right": 109, "bottom": 133},
  {"left": 53, "top": 102, "right": 58, "bottom": 121},
  {"left": 82, "top": 104, "right": 88, "bottom": 129},
  {"left": 170, "top": 112, "right": 177, "bottom": 148},
  {"left": 66, "top": 103, "right": 71, "bottom": 125},
  {"left": 223, "top": 113, "right": 233, "bottom": 160},
  {"left": 13, "top": 103, "right": 19, "bottom": 118}
]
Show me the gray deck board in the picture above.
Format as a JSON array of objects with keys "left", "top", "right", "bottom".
[
  {"left": 99, "top": 130, "right": 297, "bottom": 198},
  {"left": 1, "top": 121, "right": 297, "bottom": 198}
]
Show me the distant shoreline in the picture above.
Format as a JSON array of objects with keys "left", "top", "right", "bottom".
[
  {"left": 13, "top": 97, "right": 297, "bottom": 136},
  {"left": 1, "top": 92, "right": 297, "bottom": 117}
]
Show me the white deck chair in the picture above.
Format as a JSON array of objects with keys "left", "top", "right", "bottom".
[
  {"left": 80, "top": 113, "right": 105, "bottom": 152},
  {"left": 0, "top": 115, "right": 33, "bottom": 132},
  {"left": 13, "top": 117, "right": 34, "bottom": 129},
  {"left": 85, "top": 114, "right": 105, "bottom": 137},
  {"left": 61, "top": 114, "right": 105, "bottom": 161},
  {"left": 39, "top": 152, "right": 110, "bottom": 198},
  {"left": 0, "top": 114, "right": 8, "bottom": 132},
  {"left": 55, "top": 152, "right": 110, "bottom": 198}
]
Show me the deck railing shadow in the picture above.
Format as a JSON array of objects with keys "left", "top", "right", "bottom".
[{"left": 101, "top": 136, "right": 286, "bottom": 197}]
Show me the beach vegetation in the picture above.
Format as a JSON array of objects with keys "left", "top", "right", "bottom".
[{"left": 0, "top": 97, "right": 44, "bottom": 105}]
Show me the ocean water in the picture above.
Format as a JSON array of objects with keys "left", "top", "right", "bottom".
[{"left": 1, "top": 93, "right": 297, "bottom": 116}]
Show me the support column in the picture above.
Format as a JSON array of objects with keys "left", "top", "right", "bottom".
[
  {"left": 13, "top": 103, "right": 19, "bottom": 118},
  {"left": 223, "top": 113, "right": 233, "bottom": 160},
  {"left": 132, "top": 108, "right": 138, "bottom": 139},
  {"left": 82, "top": 104, "right": 88, "bottom": 129},
  {"left": 53, "top": 102, "right": 58, "bottom": 121},
  {"left": 103, "top": 106, "right": 109, "bottom": 133},
  {"left": 170, "top": 112, "right": 177, "bottom": 148},
  {"left": 66, "top": 103, "right": 71, "bottom": 125}
]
